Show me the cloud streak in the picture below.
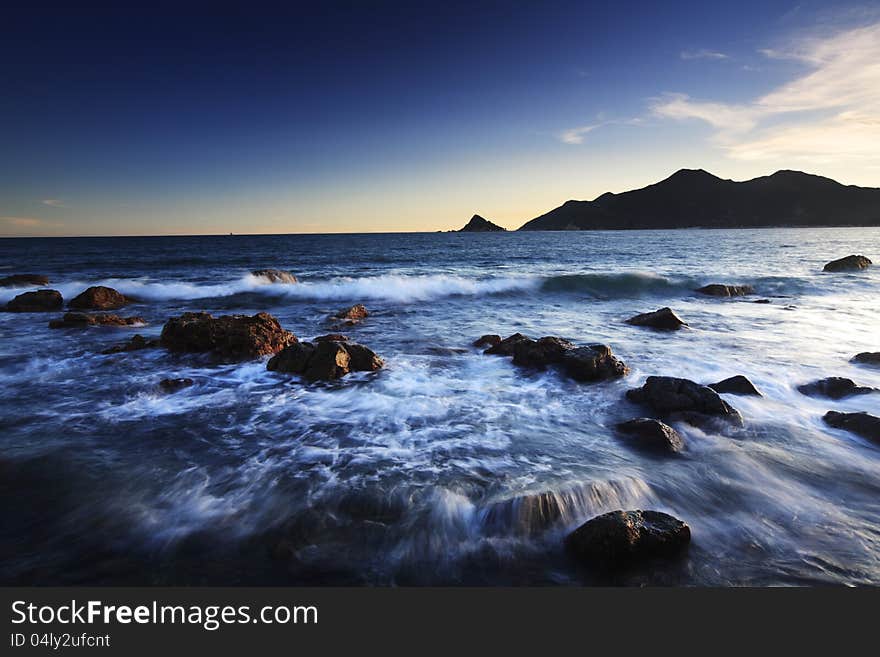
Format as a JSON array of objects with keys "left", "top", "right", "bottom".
[
  {"left": 558, "top": 124, "right": 600, "bottom": 145},
  {"left": 653, "top": 21, "right": 880, "bottom": 164},
  {"left": 41, "top": 199, "right": 65, "bottom": 208},
  {"left": 680, "top": 49, "right": 729, "bottom": 60}
]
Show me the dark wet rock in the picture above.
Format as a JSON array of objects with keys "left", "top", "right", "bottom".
[
  {"left": 473, "top": 334, "right": 502, "bottom": 349},
  {"left": 708, "top": 375, "right": 762, "bottom": 397},
  {"left": 823, "top": 411, "right": 880, "bottom": 444},
  {"left": 852, "top": 352, "right": 880, "bottom": 366},
  {"left": 332, "top": 304, "right": 369, "bottom": 323},
  {"left": 627, "top": 376, "right": 743, "bottom": 426},
  {"left": 616, "top": 418, "right": 684, "bottom": 453},
  {"left": 823, "top": 254, "right": 872, "bottom": 272},
  {"left": 161, "top": 311, "right": 296, "bottom": 360},
  {"left": 753, "top": 299, "right": 771, "bottom": 304},
  {"left": 484, "top": 332, "right": 530, "bottom": 356},
  {"left": 560, "top": 344, "right": 629, "bottom": 381},
  {"left": 314, "top": 333, "right": 349, "bottom": 343},
  {"left": 48, "top": 312, "right": 145, "bottom": 329},
  {"left": 252, "top": 268, "right": 297, "bottom": 284},
  {"left": 159, "top": 378, "right": 194, "bottom": 393},
  {"left": 68, "top": 286, "right": 129, "bottom": 310},
  {"left": 512, "top": 336, "right": 575, "bottom": 368},
  {"left": 5, "top": 289, "right": 63, "bottom": 312},
  {"left": 268, "top": 339, "right": 383, "bottom": 381},
  {"left": 696, "top": 284, "right": 755, "bottom": 297},
  {"left": 0, "top": 274, "right": 50, "bottom": 287},
  {"left": 797, "top": 377, "right": 876, "bottom": 399},
  {"left": 625, "top": 307, "right": 687, "bottom": 331},
  {"left": 565, "top": 510, "right": 691, "bottom": 567},
  {"left": 101, "top": 334, "right": 161, "bottom": 354}
]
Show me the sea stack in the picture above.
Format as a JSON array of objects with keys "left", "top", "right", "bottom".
[{"left": 458, "top": 215, "right": 505, "bottom": 232}]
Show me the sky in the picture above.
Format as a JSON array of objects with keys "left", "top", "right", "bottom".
[{"left": 2, "top": 1, "right": 880, "bottom": 236}]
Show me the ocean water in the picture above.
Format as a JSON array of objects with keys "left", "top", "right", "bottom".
[{"left": 1, "top": 228, "right": 879, "bottom": 585}]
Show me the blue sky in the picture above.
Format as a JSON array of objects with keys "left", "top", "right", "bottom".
[{"left": 2, "top": 1, "right": 880, "bottom": 235}]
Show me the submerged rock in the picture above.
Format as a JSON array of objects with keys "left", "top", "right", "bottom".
[
  {"left": 627, "top": 376, "right": 743, "bottom": 426},
  {"left": 161, "top": 311, "right": 296, "bottom": 360},
  {"left": 823, "top": 254, "right": 872, "bottom": 272},
  {"left": 159, "top": 377, "right": 194, "bottom": 393},
  {"left": 473, "top": 334, "right": 502, "bottom": 349},
  {"left": 708, "top": 375, "right": 762, "bottom": 396},
  {"left": 5, "top": 289, "right": 63, "bottom": 312},
  {"left": 483, "top": 332, "right": 530, "bottom": 356},
  {"left": 512, "top": 336, "right": 575, "bottom": 368},
  {"left": 616, "top": 418, "right": 684, "bottom": 453},
  {"left": 823, "top": 411, "right": 880, "bottom": 444},
  {"left": 852, "top": 352, "right": 880, "bottom": 367},
  {"left": 696, "top": 284, "right": 755, "bottom": 297},
  {"left": 565, "top": 510, "right": 691, "bottom": 567},
  {"left": 625, "top": 307, "right": 688, "bottom": 331},
  {"left": 267, "top": 339, "right": 383, "bottom": 381},
  {"left": 101, "top": 334, "right": 161, "bottom": 354},
  {"left": 753, "top": 299, "right": 771, "bottom": 304},
  {"left": 485, "top": 332, "right": 628, "bottom": 382},
  {"left": 252, "top": 268, "right": 297, "bottom": 284},
  {"left": 560, "top": 344, "right": 629, "bottom": 382},
  {"left": 48, "top": 312, "right": 145, "bottom": 329},
  {"left": 332, "top": 304, "right": 369, "bottom": 324},
  {"left": 68, "top": 286, "right": 128, "bottom": 310},
  {"left": 314, "top": 333, "right": 349, "bottom": 342},
  {"left": 0, "top": 274, "right": 50, "bottom": 287},
  {"left": 797, "top": 377, "right": 876, "bottom": 400}
]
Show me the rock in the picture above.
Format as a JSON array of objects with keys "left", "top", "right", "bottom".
[
  {"left": 708, "top": 375, "right": 762, "bottom": 396},
  {"left": 484, "top": 332, "right": 530, "bottom": 356},
  {"left": 314, "top": 333, "right": 349, "bottom": 342},
  {"left": 560, "top": 344, "right": 629, "bottom": 381},
  {"left": 333, "top": 304, "right": 369, "bottom": 323},
  {"left": 512, "top": 336, "right": 575, "bottom": 368},
  {"left": 267, "top": 340, "right": 383, "bottom": 381},
  {"left": 753, "top": 299, "right": 771, "bottom": 304},
  {"left": 616, "top": 419, "right": 684, "bottom": 453},
  {"left": 823, "top": 411, "right": 880, "bottom": 444},
  {"left": 625, "top": 307, "right": 687, "bottom": 331},
  {"left": 565, "top": 510, "right": 690, "bottom": 567},
  {"left": 696, "top": 284, "right": 755, "bottom": 297},
  {"left": 252, "top": 269, "right": 297, "bottom": 284},
  {"left": 68, "top": 286, "right": 128, "bottom": 310},
  {"left": 48, "top": 312, "right": 145, "bottom": 329},
  {"left": 101, "top": 334, "right": 161, "bottom": 354},
  {"left": 161, "top": 311, "right": 296, "bottom": 360},
  {"left": 797, "top": 377, "right": 876, "bottom": 399},
  {"left": 0, "top": 274, "right": 49, "bottom": 287},
  {"left": 473, "top": 334, "right": 502, "bottom": 348},
  {"left": 852, "top": 352, "right": 880, "bottom": 366},
  {"left": 159, "top": 378, "right": 194, "bottom": 393},
  {"left": 823, "top": 255, "right": 872, "bottom": 272},
  {"left": 627, "top": 376, "right": 743, "bottom": 426},
  {"left": 5, "top": 289, "right": 63, "bottom": 312},
  {"left": 458, "top": 214, "right": 505, "bottom": 232}
]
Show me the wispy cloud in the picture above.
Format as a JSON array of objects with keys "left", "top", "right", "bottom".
[
  {"left": 558, "top": 124, "right": 600, "bottom": 145},
  {"left": 680, "top": 49, "right": 729, "bottom": 61},
  {"left": 653, "top": 21, "right": 880, "bottom": 164},
  {"left": 0, "top": 216, "right": 64, "bottom": 232},
  {"left": 41, "top": 199, "right": 65, "bottom": 208}
]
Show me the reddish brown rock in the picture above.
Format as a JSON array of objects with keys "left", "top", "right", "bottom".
[
  {"left": 616, "top": 418, "right": 684, "bottom": 453},
  {"left": 484, "top": 332, "right": 530, "bottom": 356},
  {"left": 627, "top": 376, "right": 743, "bottom": 426},
  {"left": 333, "top": 304, "right": 369, "bottom": 323},
  {"left": 267, "top": 340, "right": 383, "bottom": 381},
  {"left": 101, "top": 334, "right": 161, "bottom": 354},
  {"left": 473, "top": 334, "right": 502, "bottom": 349},
  {"left": 625, "top": 307, "right": 688, "bottom": 331},
  {"left": 161, "top": 311, "right": 296, "bottom": 360},
  {"left": 823, "top": 255, "right": 872, "bottom": 272},
  {"left": 696, "top": 284, "right": 755, "bottom": 297},
  {"left": 68, "top": 286, "right": 129, "bottom": 310},
  {"left": 708, "top": 375, "right": 762, "bottom": 396},
  {"left": 5, "top": 289, "right": 63, "bottom": 312},
  {"left": 314, "top": 333, "right": 349, "bottom": 342},
  {"left": 252, "top": 269, "right": 298, "bottom": 284}
]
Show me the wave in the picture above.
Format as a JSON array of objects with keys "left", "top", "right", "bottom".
[{"left": 0, "top": 270, "right": 825, "bottom": 306}]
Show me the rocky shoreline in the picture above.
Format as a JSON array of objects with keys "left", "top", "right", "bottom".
[{"left": 1, "top": 252, "right": 877, "bottom": 573}]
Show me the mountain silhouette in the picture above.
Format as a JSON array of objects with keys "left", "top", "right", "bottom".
[
  {"left": 459, "top": 214, "right": 506, "bottom": 232},
  {"left": 517, "top": 169, "right": 880, "bottom": 230}
]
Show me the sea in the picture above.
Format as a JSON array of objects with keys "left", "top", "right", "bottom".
[{"left": 1, "top": 228, "right": 879, "bottom": 585}]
